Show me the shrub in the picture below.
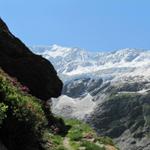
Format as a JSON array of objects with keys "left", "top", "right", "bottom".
[
  {"left": 0, "top": 103, "right": 8, "bottom": 124},
  {"left": 98, "top": 136, "right": 114, "bottom": 146},
  {"left": 0, "top": 70, "right": 48, "bottom": 150},
  {"left": 56, "top": 146, "right": 68, "bottom": 150},
  {"left": 68, "top": 129, "right": 83, "bottom": 141},
  {"left": 82, "top": 141, "right": 105, "bottom": 150}
]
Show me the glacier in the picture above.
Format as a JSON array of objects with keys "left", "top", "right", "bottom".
[{"left": 31, "top": 44, "right": 150, "bottom": 81}]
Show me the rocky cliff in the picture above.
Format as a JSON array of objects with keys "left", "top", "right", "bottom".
[
  {"left": 0, "top": 18, "right": 62, "bottom": 100},
  {"left": 87, "top": 82, "right": 150, "bottom": 150}
]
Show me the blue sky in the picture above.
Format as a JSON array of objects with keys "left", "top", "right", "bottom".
[{"left": 1, "top": 0, "right": 150, "bottom": 51}]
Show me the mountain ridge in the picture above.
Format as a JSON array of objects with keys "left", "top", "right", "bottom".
[{"left": 31, "top": 45, "right": 150, "bottom": 81}]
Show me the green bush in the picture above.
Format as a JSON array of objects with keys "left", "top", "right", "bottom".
[
  {"left": 0, "top": 103, "right": 8, "bottom": 124},
  {"left": 0, "top": 70, "right": 48, "bottom": 150},
  {"left": 68, "top": 129, "right": 83, "bottom": 141},
  {"left": 56, "top": 146, "right": 68, "bottom": 150},
  {"left": 82, "top": 141, "right": 105, "bottom": 150},
  {"left": 0, "top": 77, "right": 47, "bottom": 129},
  {"left": 98, "top": 136, "right": 114, "bottom": 145},
  {"left": 65, "top": 119, "right": 94, "bottom": 133}
]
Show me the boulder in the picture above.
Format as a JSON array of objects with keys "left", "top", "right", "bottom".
[{"left": 0, "top": 18, "right": 62, "bottom": 100}]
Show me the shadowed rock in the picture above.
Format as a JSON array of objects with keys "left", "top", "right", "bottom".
[{"left": 0, "top": 18, "right": 63, "bottom": 100}]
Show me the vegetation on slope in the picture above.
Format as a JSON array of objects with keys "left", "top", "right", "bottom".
[
  {"left": 64, "top": 119, "right": 118, "bottom": 150},
  {"left": 0, "top": 69, "right": 48, "bottom": 150},
  {"left": 0, "top": 69, "right": 118, "bottom": 150}
]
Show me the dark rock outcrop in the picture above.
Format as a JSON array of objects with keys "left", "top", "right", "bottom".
[
  {"left": 62, "top": 77, "right": 103, "bottom": 98},
  {"left": 0, "top": 18, "right": 62, "bottom": 100}
]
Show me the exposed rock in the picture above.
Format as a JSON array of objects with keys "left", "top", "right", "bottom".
[
  {"left": 87, "top": 91, "right": 150, "bottom": 150},
  {"left": 62, "top": 77, "right": 103, "bottom": 98},
  {"left": 52, "top": 75, "right": 150, "bottom": 150},
  {"left": 0, "top": 18, "right": 10, "bottom": 33},
  {"left": 0, "top": 18, "right": 62, "bottom": 100}
]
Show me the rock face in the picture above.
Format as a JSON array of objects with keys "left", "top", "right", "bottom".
[
  {"left": 62, "top": 77, "right": 103, "bottom": 98},
  {"left": 85, "top": 81, "right": 150, "bottom": 150},
  {"left": 0, "top": 18, "right": 62, "bottom": 100}
]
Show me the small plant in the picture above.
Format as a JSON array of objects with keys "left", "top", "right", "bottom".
[
  {"left": 56, "top": 145, "right": 68, "bottom": 150},
  {"left": 20, "top": 85, "right": 30, "bottom": 93},
  {"left": 97, "top": 136, "right": 114, "bottom": 146},
  {"left": 10, "top": 77, "right": 30, "bottom": 93}
]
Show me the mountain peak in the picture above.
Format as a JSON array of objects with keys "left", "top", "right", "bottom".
[
  {"left": 32, "top": 45, "right": 150, "bottom": 79},
  {"left": 114, "top": 48, "right": 146, "bottom": 53}
]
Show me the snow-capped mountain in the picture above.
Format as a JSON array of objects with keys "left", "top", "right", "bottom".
[
  {"left": 31, "top": 45, "right": 150, "bottom": 150},
  {"left": 31, "top": 44, "right": 150, "bottom": 82},
  {"left": 31, "top": 44, "right": 150, "bottom": 120}
]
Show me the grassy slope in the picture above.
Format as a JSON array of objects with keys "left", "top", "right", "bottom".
[{"left": 0, "top": 69, "right": 118, "bottom": 150}]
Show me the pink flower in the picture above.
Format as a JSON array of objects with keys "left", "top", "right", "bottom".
[{"left": 21, "top": 86, "right": 30, "bottom": 93}]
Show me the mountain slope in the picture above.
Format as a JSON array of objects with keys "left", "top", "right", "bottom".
[
  {"left": 0, "top": 68, "right": 118, "bottom": 150},
  {"left": 32, "top": 45, "right": 150, "bottom": 150}
]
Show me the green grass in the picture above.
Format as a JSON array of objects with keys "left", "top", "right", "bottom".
[
  {"left": 56, "top": 146, "right": 68, "bottom": 150},
  {"left": 97, "top": 136, "right": 114, "bottom": 146},
  {"left": 63, "top": 118, "right": 118, "bottom": 150},
  {"left": 82, "top": 141, "right": 105, "bottom": 150},
  {"left": 69, "top": 140, "right": 80, "bottom": 150},
  {"left": 68, "top": 129, "right": 83, "bottom": 141},
  {"left": 65, "top": 119, "right": 94, "bottom": 133},
  {"left": 65, "top": 119, "right": 95, "bottom": 143}
]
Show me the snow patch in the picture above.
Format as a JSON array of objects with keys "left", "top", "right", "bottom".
[{"left": 52, "top": 94, "right": 96, "bottom": 119}]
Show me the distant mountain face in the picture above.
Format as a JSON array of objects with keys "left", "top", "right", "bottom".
[
  {"left": 31, "top": 44, "right": 150, "bottom": 118},
  {"left": 31, "top": 44, "right": 150, "bottom": 81},
  {"left": 31, "top": 45, "right": 150, "bottom": 150}
]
